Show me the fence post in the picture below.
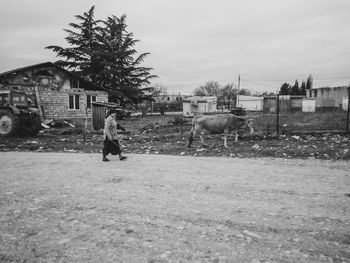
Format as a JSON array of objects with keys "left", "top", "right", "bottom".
[
  {"left": 346, "top": 85, "right": 350, "bottom": 131},
  {"left": 84, "top": 107, "right": 88, "bottom": 142},
  {"left": 276, "top": 94, "right": 280, "bottom": 137}
]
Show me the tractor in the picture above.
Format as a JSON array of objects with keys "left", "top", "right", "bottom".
[{"left": 0, "top": 88, "right": 42, "bottom": 137}]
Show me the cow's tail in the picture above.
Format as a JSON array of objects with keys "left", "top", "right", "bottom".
[{"left": 187, "top": 117, "right": 196, "bottom": 147}]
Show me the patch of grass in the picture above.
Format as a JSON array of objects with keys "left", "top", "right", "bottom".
[
  {"left": 120, "top": 115, "right": 176, "bottom": 130},
  {"left": 249, "top": 111, "right": 348, "bottom": 133},
  {"left": 117, "top": 111, "right": 348, "bottom": 135}
]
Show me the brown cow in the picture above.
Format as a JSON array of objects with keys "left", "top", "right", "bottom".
[{"left": 187, "top": 114, "right": 254, "bottom": 148}]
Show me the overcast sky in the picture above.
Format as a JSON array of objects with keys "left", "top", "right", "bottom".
[{"left": 1, "top": 0, "right": 349, "bottom": 94}]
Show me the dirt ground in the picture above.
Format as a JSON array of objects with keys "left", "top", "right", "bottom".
[
  {"left": 0, "top": 152, "right": 349, "bottom": 263},
  {"left": 0, "top": 115, "right": 350, "bottom": 262}
]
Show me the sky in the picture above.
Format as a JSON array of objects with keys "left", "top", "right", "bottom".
[{"left": 1, "top": 0, "right": 350, "bottom": 95}]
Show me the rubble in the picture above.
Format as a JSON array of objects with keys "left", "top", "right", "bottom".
[
  {"left": 0, "top": 115, "right": 349, "bottom": 160},
  {"left": 252, "top": 144, "right": 260, "bottom": 149}
]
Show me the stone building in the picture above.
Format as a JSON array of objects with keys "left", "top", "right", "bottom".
[
  {"left": 0, "top": 62, "right": 108, "bottom": 120},
  {"left": 307, "top": 86, "right": 349, "bottom": 110}
]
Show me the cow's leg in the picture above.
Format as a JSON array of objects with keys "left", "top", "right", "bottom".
[
  {"left": 224, "top": 129, "right": 229, "bottom": 148},
  {"left": 199, "top": 130, "right": 208, "bottom": 147},
  {"left": 234, "top": 132, "right": 238, "bottom": 142},
  {"left": 187, "top": 130, "right": 195, "bottom": 147},
  {"left": 187, "top": 120, "right": 197, "bottom": 147}
]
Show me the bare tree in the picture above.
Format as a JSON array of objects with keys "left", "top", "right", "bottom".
[
  {"left": 151, "top": 83, "right": 167, "bottom": 96},
  {"left": 194, "top": 81, "right": 220, "bottom": 96},
  {"left": 218, "top": 83, "right": 237, "bottom": 110}
]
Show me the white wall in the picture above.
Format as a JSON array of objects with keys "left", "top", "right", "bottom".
[
  {"left": 182, "top": 100, "right": 217, "bottom": 115},
  {"left": 343, "top": 98, "right": 349, "bottom": 111},
  {"left": 302, "top": 99, "right": 316, "bottom": 112},
  {"left": 237, "top": 95, "right": 263, "bottom": 111},
  {"left": 183, "top": 102, "right": 191, "bottom": 114}
]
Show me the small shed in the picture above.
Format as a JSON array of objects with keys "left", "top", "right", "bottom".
[
  {"left": 237, "top": 95, "right": 263, "bottom": 111},
  {"left": 302, "top": 99, "right": 316, "bottom": 112},
  {"left": 182, "top": 96, "right": 217, "bottom": 115},
  {"left": 91, "top": 102, "right": 122, "bottom": 130}
]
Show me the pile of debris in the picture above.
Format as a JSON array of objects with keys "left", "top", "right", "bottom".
[
  {"left": 41, "top": 119, "right": 76, "bottom": 129},
  {"left": 41, "top": 119, "right": 83, "bottom": 135},
  {"left": 139, "top": 122, "right": 161, "bottom": 134}
]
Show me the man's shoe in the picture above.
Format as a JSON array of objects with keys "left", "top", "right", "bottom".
[
  {"left": 102, "top": 157, "right": 110, "bottom": 162},
  {"left": 119, "top": 156, "right": 127, "bottom": 161}
]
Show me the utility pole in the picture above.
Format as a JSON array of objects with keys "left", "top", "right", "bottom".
[
  {"left": 276, "top": 93, "right": 280, "bottom": 138},
  {"left": 346, "top": 84, "right": 350, "bottom": 131},
  {"left": 173, "top": 89, "right": 175, "bottom": 115},
  {"left": 237, "top": 74, "right": 240, "bottom": 107}
]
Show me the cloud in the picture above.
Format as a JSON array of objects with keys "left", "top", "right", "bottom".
[{"left": 1, "top": 0, "right": 350, "bottom": 93}]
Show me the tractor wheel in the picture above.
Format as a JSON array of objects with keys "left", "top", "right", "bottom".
[{"left": 0, "top": 109, "right": 21, "bottom": 137}]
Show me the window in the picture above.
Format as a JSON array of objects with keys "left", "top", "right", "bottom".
[
  {"left": 12, "top": 93, "right": 28, "bottom": 106},
  {"left": 70, "top": 79, "right": 79, "bottom": 89},
  {"left": 0, "top": 94, "right": 9, "bottom": 106},
  {"left": 86, "top": 95, "right": 97, "bottom": 108},
  {"left": 39, "top": 78, "right": 49, "bottom": 85},
  {"left": 69, "top": 94, "right": 80, "bottom": 109}
]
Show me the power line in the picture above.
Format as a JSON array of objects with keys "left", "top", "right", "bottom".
[{"left": 240, "top": 79, "right": 277, "bottom": 89}]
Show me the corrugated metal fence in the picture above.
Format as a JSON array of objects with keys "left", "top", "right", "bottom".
[{"left": 91, "top": 102, "right": 121, "bottom": 130}]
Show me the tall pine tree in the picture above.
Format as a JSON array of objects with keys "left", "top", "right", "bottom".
[
  {"left": 300, "top": 81, "right": 307, "bottom": 95},
  {"left": 46, "top": 6, "right": 101, "bottom": 82},
  {"left": 96, "top": 15, "right": 157, "bottom": 104},
  {"left": 291, "top": 80, "right": 300, "bottom": 95},
  {"left": 46, "top": 6, "right": 157, "bottom": 104},
  {"left": 306, "top": 74, "right": 313, "bottom": 90},
  {"left": 279, "top": 83, "right": 291, "bottom": 95}
]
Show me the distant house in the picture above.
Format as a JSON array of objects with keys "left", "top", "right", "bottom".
[
  {"left": 137, "top": 90, "right": 190, "bottom": 113},
  {"left": 307, "top": 86, "right": 349, "bottom": 111},
  {"left": 155, "top": 94, "right": 188, "bottom": 104},
  {"left": 0, "top": 62, "right": 108, "bottom": 120},
  {"left": 149, "top": 93, "right": 190, "bottom": 113},
  {"left": 237, "top": 95, "right": 264, "bottom": 111},
  {"left": 182, "top": 96, "right": 217, "bottom": 115}
]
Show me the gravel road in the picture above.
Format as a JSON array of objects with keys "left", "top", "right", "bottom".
[{"left": 0, "top": 152, "right": 349, "bottom": 263}]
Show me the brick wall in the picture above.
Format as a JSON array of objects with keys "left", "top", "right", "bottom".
[
  {"left": 0, "top": 64, "right": 109, "bottom": 119},
  {"left": 39, "top": 88, "right": 108, "bottom": 119}
]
